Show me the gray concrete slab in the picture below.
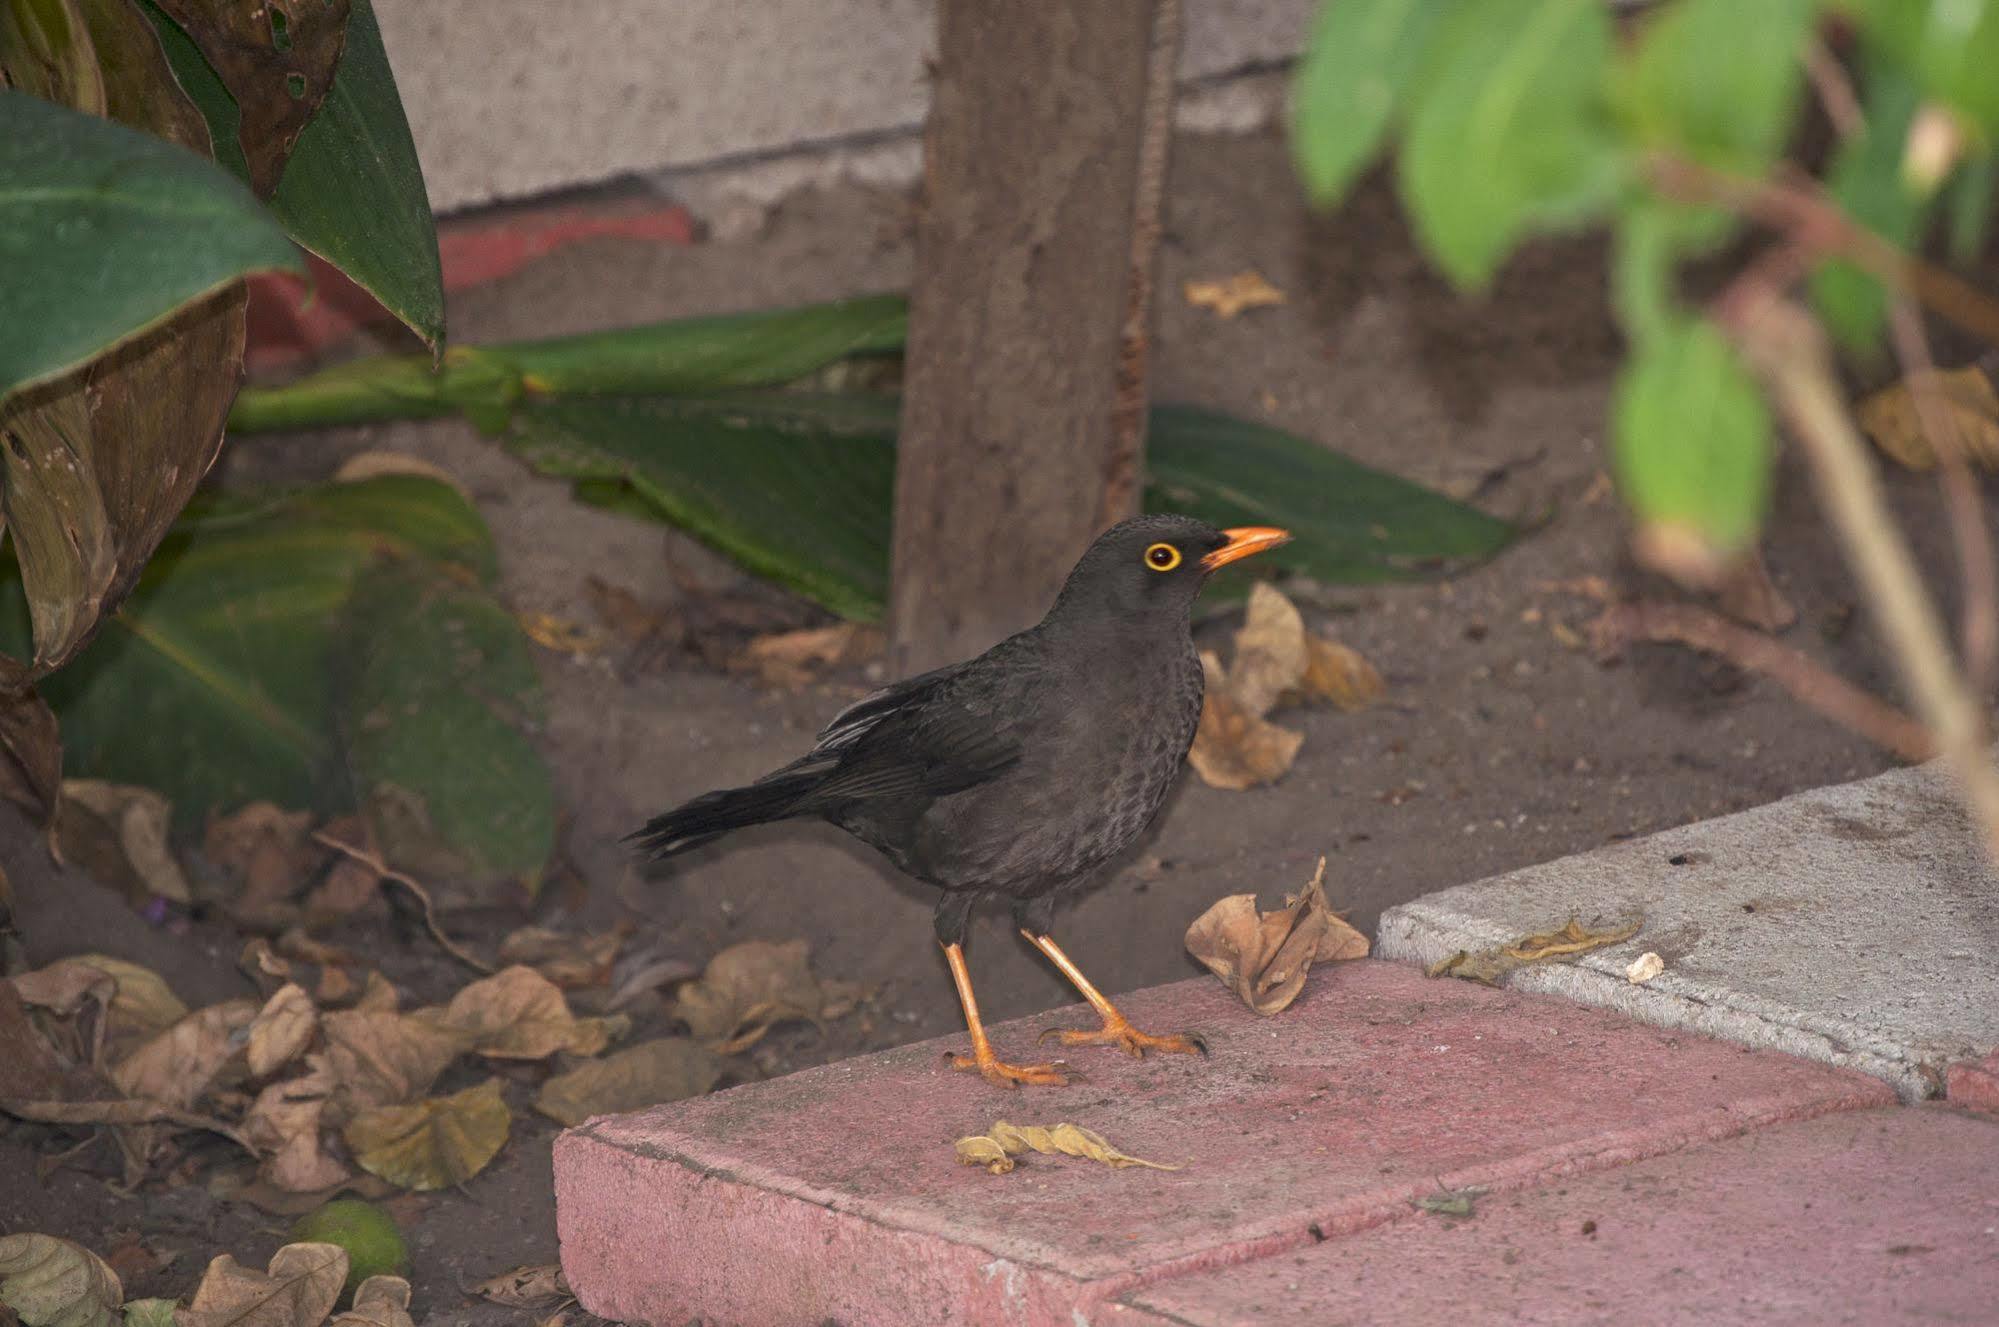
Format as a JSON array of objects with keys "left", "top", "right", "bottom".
[{"left": 1376, "top": 758, "right": 1999, "bottom": 1101}]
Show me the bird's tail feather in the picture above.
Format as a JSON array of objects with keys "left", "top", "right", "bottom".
[{"left": 628, "top": 769, "right": 823, "bottom": 860}]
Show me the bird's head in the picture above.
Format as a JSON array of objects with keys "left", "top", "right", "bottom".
[{"left": 1047, "top": 514, "right": 1290, "bottom": 627}]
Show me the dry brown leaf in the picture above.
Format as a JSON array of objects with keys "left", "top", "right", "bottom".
[
  {"left": 1183, "top": 269, "right": 1286, "bottom": 319},
  {"left": 242, "top": 1056, "right": 350, "bottom": 1194},
  {"left": 66, "top": 957, "right": 187, "bottom": 1060},
  {"left": 670, "top": 940, "right": 851, "bottom": 1054},
  {"left": 9, "top": 960, "right": 116, "bottom": 1021},
  {"left": 342, "top": 1079, "right": 510, "bottom": 1192},
  {"left": 319, "top": 1009, "right": 467, "bottom": 1121},
  {"left": 112, "top": 999, "right": 259, "bottom": 1109},
  {"left": 352, "top": 974, "right": 399, "bottom": 1015},
  {"left": 953, "top": 1121, "right": 1179, "bottom": 1176},
  {"left": 532, "top": 1038, "right": 725, "bottom": 1127},
  {"left": 1626, "top": 951, "right": 1665, "bottom": 984},
  {"left": 204, "top": 804, "right": 316, "bottom": 929},
  {"left": 495, "top": 925, "right": 631, "bottom": 991},
  {"left": 1294, "top": 636, "right": 1386, "bottom": 712},
  {"left": 730, "top": 624, "right": 883, "bottom": 690},
  {"left": 1184, "top": 858, "right": 1368, "bottom": 1015},
  {"left": 0, "top": 1235, "right": 122, "bottom": 1327},
  {"left": 516, "top": 612, "right": 607, "bottom": 658},
  {"left": 247, "top": 985, "right": 317, "bottom": 1080},
  {"left": 470, "top": 1265, "right": 568, "bottom": 1310},
  {"left": 417, "top": 967, "right": 621, "bottom": 1061},
  {"left": 1230, "top": 583, "right": 1310, "bottom": 718},
  {"left": 1856, "top": 365, "right": 1999, "bottom": 471},
  {"left": 1186, "top": 652, "right": 1303, "bottom": 791},
  {"left": 1715, "top": 550, "right": 1796, "bottom": 634},
  {"left": 301, "top": 818, "right": 382, "bottom": 925},
  {"left": 175, "top": 1244, "right": 347, "bottom": 1327},
  {"left": 327, "top": 1277, "right": 412, "bottom": 1327},
  {"left": 1426, "top": 917, "right": 1642, "bottom": 986},
  {"left": 57, "top": 781, "right": 192, "bottom": 905}
]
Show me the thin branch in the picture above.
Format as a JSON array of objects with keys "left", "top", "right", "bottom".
[
  {"left": 1727, "top": 297, "right": 1999, "bottom": 860},
  {"left": 1802, "top": 37, "right": 1862, "bottom": 140},
  {"left": 312, "top": 831, "right": 494, "bottom": 975},
  {"left": 1591, "top": 600, "right": 1936, "bottom": 762},
  {"left": 1885, "top": 299, "right": 1999, "bottom": 695}
]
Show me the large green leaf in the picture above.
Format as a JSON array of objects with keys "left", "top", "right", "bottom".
[
  {"left": 1291, "top": 0, "right": 1444, "bottom": 206},
  {"left": 1396, "top": 0, "right": 1620, "bottom": 290},
  {"left": 1616, "top": 0, "right": 1815, "bottom": 175},
  {"left": 335, "top": 557, "right": 553, "bottom": 890},
  {"left": 509, "top": 394, "right": 1516, "bottom": 620},
  {"left": 1811, "top": 62, "right": 1927, "bottom": 353},
  {"left": 0, "top": 479, "right": 540, "bottom": 861},
  {"left": 1611, "top": 317, "right": 1771, "bottom": 564},
  {"left": 0, "top": 89, "right": 298, "bottom": 403},
  {"left": 227, "top": 296, "right": 912, "bottom": 433},
  {"left": 1846, "top": 0, "right": 1999, "bottom": 138},
  {"left": 146, "top": 0, "right": 444, "bottom": 351}
]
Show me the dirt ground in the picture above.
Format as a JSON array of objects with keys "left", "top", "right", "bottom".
[{"left": 7, "top": 127, "right": 1981, "bottom": 1322}]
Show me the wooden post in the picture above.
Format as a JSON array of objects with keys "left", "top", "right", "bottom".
[{"left": 889, "top": 0, "right": 1177, "bottom": 675}]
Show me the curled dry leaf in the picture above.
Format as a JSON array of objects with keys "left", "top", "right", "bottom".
[
  {"left": 66, "top": 958, "right": 187, "bottom": 1061},
  {"left": 1186, "top": 653, "right": 1302, "bottom": 791},
  {"left": 953, "top": 1121, "right": 1179, "bottom": 1176},
  {"left": 1426, "top": 917, "right": 1642, "bottom": 987},
  {"left": 532, "top": 1038, "right": 725, "bottom": 1127},
  {"left": 670, "top": 940, "right": 853, "bottom": 1054},
  {"left": 242, "top": 1056, "right": 349, "bottom": 1194},
  {"left": 1856, "top": 365, "right": 1999, "bottom": 472},
  {"left": 247, "top": 986, "right": 317, "bottom": 1080},
  {"left": 417, "top": 967, "right": 622, "bottom": 1061},
  {"left": 57, "top": 781, "right": 192, "bottom": 905},
  {"left": 470, "top": 1266, "right": 568, "bottom": 1310},
  {"left": 731, "top": 624, "right": 884, "bottom": 690},
  {"left": 204, "top": 804, "right": 317, "bottom": 930},
  {"left": 319, "top": 1009, "right": 467, "bottom": 1121},
  {"left": 176, "top": 1244, "right": 347, "bottom": 1327},
  {"left": 495, "top": 925, "right": 631, "bottom": 991},
  {"left": 1626, "top": 951, "right": 1666, "bottom": 984},
  {"left": 0, "top": 1235, "right": 122, "bottom": 1327},
  {"left": 112, "top": 999, "right": 260, "bottom": 1110},
  {"left": 515, "top": 613, "right": 607, "bottom": 659},
  {"left": 327, "top": 1278, "right": 412, "bottom": 1327},
  {"left": 1183, "top": 269, "right": 1286, "bottom": 319},
  {"left": 9, "top": 960, "right": 116, "bottom": 1021},
  {"left": 1184, "top": 858, "right": 1368, "bottom": 1015},
  {"left": 342, "top": 1079, "right": 511, "bottom": 1192},
  {"left": 1293, "top": 636, "right": 1386, "bottom": 712},
  {"left": 1229, "top": 583, "right": 1310, "bottom": 718}
]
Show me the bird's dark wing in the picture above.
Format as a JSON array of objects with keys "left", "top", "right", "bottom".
[{"left": 813, "top": 664, "right": 957, "bottom": 753}]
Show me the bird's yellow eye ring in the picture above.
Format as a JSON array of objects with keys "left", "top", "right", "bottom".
[{"left": 1143, "top": 542, "right": 1182, "bottom": 572}]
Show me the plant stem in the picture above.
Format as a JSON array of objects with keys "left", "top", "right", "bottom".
[{"left": 1732, "top": 298, "right": 1999, "bottom": 859}]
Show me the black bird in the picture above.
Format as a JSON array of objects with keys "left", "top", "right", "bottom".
[{"left": 635, "top": 515, "right": 1290, "bottom": 1086}]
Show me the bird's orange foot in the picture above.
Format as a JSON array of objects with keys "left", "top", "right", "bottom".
[
  {"left": 1039, "top": 1017, "right": 1207, "bottom": 1059},
  {"left": 945, "top": 1049, "right": 1072, "bottom": 1089}
]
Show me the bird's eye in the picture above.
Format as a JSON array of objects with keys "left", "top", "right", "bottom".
[{"left": 1143, "top": 542, "right": 1181, "bottom": 572}]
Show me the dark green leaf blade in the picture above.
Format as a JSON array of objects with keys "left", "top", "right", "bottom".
[
  {"left": 1810, "top": 60, "right": 1926, "bottom": 353},
  {"left": 1396, "top": 0, "right": 1619, "bottom": 290},
  {"left": 1612, "top": 317, "right": 1771, "bottom": 568},
  {"left": 1292, "top": 0, "right": 1444, "bottom": 206},
  {"left": 0, "top": 90, "right": 299, "bottom": 402},
  {"left": 1145, "top": 406, "right": 1516, "bottom": 583}
]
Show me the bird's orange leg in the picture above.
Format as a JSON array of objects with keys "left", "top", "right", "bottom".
[
  {"left": 942, "top": 942, "right": 1071, "bottom": 1088},
  {"left": 1026, "top": 932, "right": 1207, "bottom": 1059}
]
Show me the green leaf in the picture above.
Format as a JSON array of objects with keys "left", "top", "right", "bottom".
[
  {"left": 1617, "top": 0, "right": 1816, "bottom": 174},
  {"left": 228, "top": 296, "right": 911, "bottom": 433},
  {"left": 1945, "top": 150, "right": 1999, "bottom": 263},
  {"left": 1846, "top": 0, "right": 1999, "bottom": 137},
  {"left": 0, "top": 477, "right": 511, "bottom": 835},
  {"left": 509, "top": 394, "right": 1516, "bottom": 620},
  {"left": 334, "top": 554, "right": 554, "bottom": 891},
  {"left": 1396, "top": 0, "right": 1620, "bottom": 289},
  {"left": 1291, "top": 0, "right": 1444, "bottom": 205},
  {"left": 0, "top": 90, "right": 298, "bottom": 403},
  {"left": 1147, "top": 406, "right": 1516, "bottom": 582},
  {"left": 146, "top": 0, "right": 443, "bottom": 352},
  {"left": 1612, "top": 317, "right": 1771, "bottom": 562},
  {"left": 1811, "top": 60, "right": 1927, "bottom": 352}
]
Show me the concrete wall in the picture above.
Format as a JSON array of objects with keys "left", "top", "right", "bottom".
[{"left": 374, "top": 0, "right": 1315, "bottom": 214}]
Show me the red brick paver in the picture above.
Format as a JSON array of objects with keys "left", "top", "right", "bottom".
[
  {"left": 554, "top": 961, "right": 1892, "bottom": 1326},
  {"left": 1949, "top": 1049, "right": 1999, "bottom": 1116},
  {"left": 1120, "top": 1106, "right": 1999, "bottom": 1326}
]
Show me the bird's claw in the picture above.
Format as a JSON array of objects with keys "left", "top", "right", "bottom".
[
  {"left": 1038, "top": 1021, "right": 1208, "bottom": 1059},
  {"left": 944, "top": 1049, "right": 1075, "bottom": 1089}
]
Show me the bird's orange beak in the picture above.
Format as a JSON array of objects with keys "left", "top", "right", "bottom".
[{"left": 1201, "top": 526, "right": 1291, "bottom": 571}]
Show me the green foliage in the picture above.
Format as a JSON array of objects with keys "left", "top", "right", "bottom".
[
  {"left": 1844, "top": 0, "right": 1999, "bottom": 137},
  {"left": 1616, "top": 0, "right": 1816, "bottom": 174},
  {"left": 1811, "top": 63, "right": 1926, "bottom": 352},
  {"left": 1291, "top": 0, "right": 1442, "bottom": 205}
]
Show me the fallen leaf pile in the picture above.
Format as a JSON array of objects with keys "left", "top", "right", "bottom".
[
  {"left": 1184, "top": 858, "right": 1369, "bottom": 1015},
  {"left": 1189, "top": 583, "right": 1384, "bottom": 790},
  {"left": 953, "top": 1121, "right": 1180, "bottom": 1175},
  {"left": 0, "top": 1233, "right": 414, "bottom": 1327},
  {"left": 1857, "top": 364, "right": 1999, "bottom": 472},
  {"left": 1, "top": 935, "right": 856, "bottom": 1199},
  {"left": 1426, "top": 917, "right": 1643, "bottom": 987}
]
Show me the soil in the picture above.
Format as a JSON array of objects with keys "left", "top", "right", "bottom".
[{"left": 4, "top": 127, "right": 1983, "bottom": 1323}]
